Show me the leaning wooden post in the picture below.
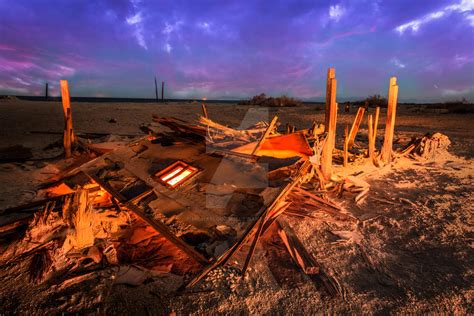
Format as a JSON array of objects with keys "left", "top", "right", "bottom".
[
  {"left": 321, "top": 77, "right": 337, "bottom": 180},
  {"left": 347, "top": 107, "right": 366, "bottom": 149},
  {"left": 45, "top": 83, "right": 49, "bottom": 101},
  {"left": 60, "top": 80, "right": 75, "bottom": 158},
  {"left": 324, "top": 68, "right": 336, "bottom": 132},
  {"left": 380, "top": 77, "right": 399, "bottom": 163},
  {"left": 251, "top": 116, "right": 278, "bottom": 155}
]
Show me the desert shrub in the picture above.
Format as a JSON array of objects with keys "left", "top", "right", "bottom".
[
  {"left": 365, "top": 94, "right": 388, "bottom": 108},
  {"left": 444, "top": 98, "right": 474, "bottom": 113},
  {"left": 239, "top": 93, "right": 302, "bottom": 107}
]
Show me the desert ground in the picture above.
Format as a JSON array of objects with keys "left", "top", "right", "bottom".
[{"left": 0, "top": 99, "right": 473, "bottom": 314}]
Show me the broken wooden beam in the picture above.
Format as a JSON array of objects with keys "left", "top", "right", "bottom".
[
  {"left": 324, "top": 68, "right": 336, "bottom": 132},
  {"left": 251, "top": 115, "right": 278, "bottom": 155},
  {"left": 60, "top": 80, "right": 76, "bottom": 158},
  {"left": 347, "top": 107, "right": 366, "bottom": 149},
  {"left": 241, "top": 160, "right": 312, "bottom": 275},
  {"left": 185, "top": 160, "right": 312, "bottom": 289},
  {"left": 321, "top": 76, "right": 337, "bottom": 180},
  {"left": 83, "top": 171, "right": 209, "bottom": 265},
  {"left": 380, "top": 77, "right": 399, "bottom": 163},
  {"left": 277, "top": 217, "right": 340, "bottom": 297},
  {"left": 276, "top": 219, "right": 319, "bottom": 274}
]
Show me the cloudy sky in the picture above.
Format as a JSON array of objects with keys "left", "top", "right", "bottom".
[{"left": 0, "top": 0, "right": 473, "bottom": 102}]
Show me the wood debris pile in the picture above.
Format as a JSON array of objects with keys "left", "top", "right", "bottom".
[{"left": 0, "top": 72, "right": 452, "bottom": 298}]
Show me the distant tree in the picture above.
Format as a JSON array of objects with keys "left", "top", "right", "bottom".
[
  {"left": 238, "top": 93, "right": 302, "bottom": 107},
  {"left": 364, "top": 94, "right": 388, "bottom": 108}
]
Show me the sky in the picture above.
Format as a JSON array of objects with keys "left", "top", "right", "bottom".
[{"left": 0, "top": 0, "right": 473, "bottom": 102}]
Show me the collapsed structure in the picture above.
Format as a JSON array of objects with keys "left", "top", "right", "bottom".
[{"left": 0, "top": 69, "right": 450, "bottom": 297}]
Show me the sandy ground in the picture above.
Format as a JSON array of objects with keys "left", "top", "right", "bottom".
[{"left": 0, "top": 99, "right": 473, "bottom": 314}]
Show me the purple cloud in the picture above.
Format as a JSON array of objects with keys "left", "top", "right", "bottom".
[{"left": 0, "top": 0, "right": 472, "bottom": 102}]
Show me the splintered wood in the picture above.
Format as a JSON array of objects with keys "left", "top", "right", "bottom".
[
  {"left": 381, "top": 77, "right": 399, "bottom": 163},
  {"left": 251, "top": 115, "right": 278, "bottom": 155},
  {"left": 60, "top": 80, "right": 75, "bottom": 158},
  {"left": 277, "top": 220, "right": 319, "bottom": 274}
]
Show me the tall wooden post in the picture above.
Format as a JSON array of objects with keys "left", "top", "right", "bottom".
[
  {"left": 154, "top": 77, "right": 159, "bottom": 103},
  {"left": 324, "top": 68, "right": 336, "bottom": 132},
  {"left": 60, "top": 80, "right": 75, "bottom": 158},
  {"left": 368, "top": 114, "right": 374, "bottom": 160},
  {"left": 381, "top": 77, "right": 399, "bottom": 163},
  {"left": 161, "top": 81, "right": 165, "bottom": 102},
  {"left": 45, "top": 83, "right": 48, "bottom": 101},
  {"left": 321, "top": 77, "right": 337, "bottom": 180}
]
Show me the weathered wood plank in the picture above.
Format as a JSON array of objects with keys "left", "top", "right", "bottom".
[
  {"left": 324, "top": 68, "right": 336, "bottom": 132},
  {"left": 321, "top": 77, "right": 337, "bottom": 180},
  {"left": 347, "top": 107, "right": 365, "bottom": 149},
  {"left": 381, "top": 77, "right": 398, "bottom": 163}
]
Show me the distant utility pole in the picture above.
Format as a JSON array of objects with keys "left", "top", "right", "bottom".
[
  {"left": 154, "top": 77, "right": 159, "bottom": 103},
  {"left": 161, "top": 81, "right": 165, "bottom": 102},
  {"left": 45, "top": 83, "right": 49, "bottom": 101}
]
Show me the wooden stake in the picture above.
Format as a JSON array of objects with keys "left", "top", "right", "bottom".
[
  {"left": 368, "top": 114, "right": 374, "bottom": 159},
  {"left": 321, "top": 77, "right": 337, "bottom": 180},
  {"left": 60, "top": 80, "right": 75, "bottom": 158},
  {"left": 201, "top": 102, "right": 208, "bottom": 119},
  {"left": 381, "top": 77, "right": 399, "bottom": 163},
  {"left": 373, "top": 106, "right": 380, "bottom": 140},
  {"left": 343, "top": 125, "right": 349, "bottom": 167},
  {"left": 154, "top": 77, "right": 159, "bottom": 103},
  {"left": 45, "top": 83, "right": 48, "bottom": 101},
  {"left": 324, "top": 68, "right": 336, "bottom": 132},
  {"left": 161, "top": 81, "right": 165, "bottom": 102},
  {"left": 251, "top": 116, "right": 278, "bottom": 155},
  {"left": 347, "top": 107, "right": 366, "bottom": 149}
]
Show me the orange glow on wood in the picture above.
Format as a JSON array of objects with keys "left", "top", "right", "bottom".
[{"left": 155, "top": 161, "right": 198, "bottom": 188}]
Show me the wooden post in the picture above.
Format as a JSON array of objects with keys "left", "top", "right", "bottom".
[
  {"left": 368, "top": 114, "right": 374, "bottom": 160},
  {"left": 45, "top": 83, "right": 48, "bottom": 101},
  {"left": 381, "top": 77, "right": 399, "bottom": 163},
  {"left": 347, "top": 107, "right": 366, "bottom": 149},
  {"left": 324, "top": 68, "right": 336, "bottom": 132},
  {"left": 343, "top": 125, "right": 349, "bottom": 167},
  {"left": 60, "top": 80, "right": 75, "bottom": 158},
  {"left": 161, "top": 81, "right": 165, "bottom": 102},
  {"left": 321, "top": 77, "right": 337, "bottom": 180},
  {"left": 251, "top": 116, "right": 278, "bottom": 155},
  {"left": 201, "top": 101, "right": 208, "bottom": 119},
  {"left": 154, "top": 77, "right": 159, "bottom": 103},
  {"left": 373, "top": 106, "right": 380, "bottom": 141}
]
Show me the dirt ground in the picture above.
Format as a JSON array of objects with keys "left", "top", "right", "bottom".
[{"left": 0, "top": 99, "right": 473, "bottom": 314}]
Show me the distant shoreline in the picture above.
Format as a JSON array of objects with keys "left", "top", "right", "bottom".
[{"left": 2, "top": 95, "right": 472, "bottom": 106}]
